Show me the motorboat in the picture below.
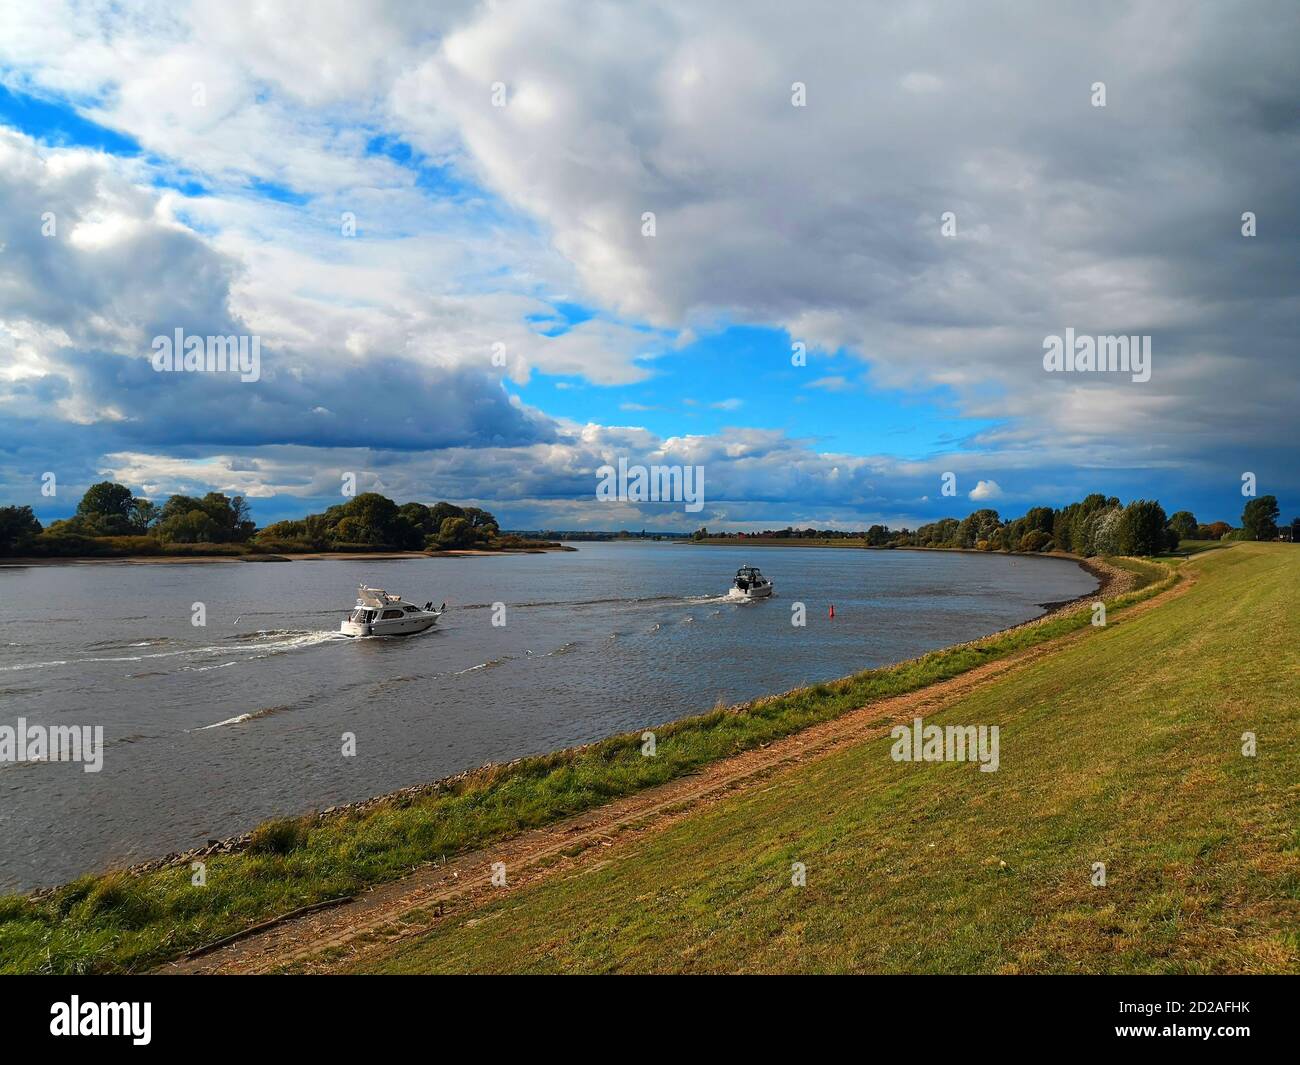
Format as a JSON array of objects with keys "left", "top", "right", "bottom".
[
  {"left": 340, "top": 585, "right": 443, "bottom": 637},
  {"left": 729, "top": 565, "right": 773, "bottom": 599}
]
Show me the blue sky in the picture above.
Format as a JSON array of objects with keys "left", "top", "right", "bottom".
[
  {"left": 1, "top": 2, "right": 1296, "bottom": 532},
  {"left": 512, "top": 323, "right": 997, "bottom": 461},
  {"left": 0, "top": 83, "right": 139, "bottom": 154}
]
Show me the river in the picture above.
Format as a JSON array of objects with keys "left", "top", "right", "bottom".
[{"left": 0, "top": 542, "right": 1095, "bottom": 890}]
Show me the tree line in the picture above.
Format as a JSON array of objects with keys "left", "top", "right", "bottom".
[
  {"left": 0, "top": 483, "right": 506, "bottom": 556},
  {"left": 691, "top": 494, "right": 1292, "bottom": 557},
  {"left": 1, "top": 483, "right": 1292, "bottom": 558},
  {"left": 258, "top": 496, "right": 499, "bottom": 551}
]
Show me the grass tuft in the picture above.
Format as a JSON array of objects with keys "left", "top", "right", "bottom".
[{"left": 247, "top": 817, "right": 310, "bottom": 856}]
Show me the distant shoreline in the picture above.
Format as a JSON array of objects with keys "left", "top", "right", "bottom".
[
  {"left": 689, "top": 537, "right": 1056, "bottom": 556},
  {"left": 0, "top": 544, "right": 577, "bottom": 566},
  {"left": 687, "top": 535, "right": 1106, "bottom": 566}
]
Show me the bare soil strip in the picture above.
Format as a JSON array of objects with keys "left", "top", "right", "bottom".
[{"left": 165, "top": 561, "right": 1187, "bottom": 975}]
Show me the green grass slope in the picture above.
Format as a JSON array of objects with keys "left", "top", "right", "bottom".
[{"left": 363, "top": 543, "right": 1299, "bottom": 974}]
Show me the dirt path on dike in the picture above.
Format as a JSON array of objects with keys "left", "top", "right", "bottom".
[{"left": 163, "top": 559, "right": 1193, "bottom": 975}]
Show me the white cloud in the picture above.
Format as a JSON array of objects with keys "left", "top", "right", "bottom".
[
  {"left": 805, "top": 375, "right": 852, "bottom": 392},
  {"left": 969, "top": 480, "right": 1002, "bottom": 502},
  {"left": 385, "top": 0, "right": 1298, "bottom": 466}
]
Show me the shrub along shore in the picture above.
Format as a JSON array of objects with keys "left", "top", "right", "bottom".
[
  {"left": 0, "top": 552, "right": 1175, "bottom": 974},
  {"left": 0, "top": 483, "right": 564, "bottom": 560},
  {"left": 689, "top": 491, "right": 1290, "bottom": 555}
]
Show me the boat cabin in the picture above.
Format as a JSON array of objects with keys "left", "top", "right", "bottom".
[{"left": 348, "top": 586, "right": 425, "bottom": 623}]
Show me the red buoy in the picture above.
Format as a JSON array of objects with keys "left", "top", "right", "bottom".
[{"left": 829, "top": 604, "right": 835, "bottom": 619}]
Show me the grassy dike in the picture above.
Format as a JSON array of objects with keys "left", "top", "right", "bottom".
[
  {"left": 359, "top": 543, "right": 1299, "bottom": 974},
  {"left": 1, "top": 555, "right": 1177, "bottom": 973}
]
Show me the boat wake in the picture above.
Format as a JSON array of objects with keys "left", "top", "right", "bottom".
[
  {"left": 0, "top": 629, "right": 344, "bottom": 674},
  {"left": 449, "top": 654, "right": 512, "bottom": 675},
  {"left": 195, "top": 704, "right": 296, "bottom": 730},
  {"left": 459, "top": 593, "right": 684, "bottom": 611}
]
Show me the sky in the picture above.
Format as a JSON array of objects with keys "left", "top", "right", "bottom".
[{"left": 0, "top": 1, "right": 1296, "bottom": 532}]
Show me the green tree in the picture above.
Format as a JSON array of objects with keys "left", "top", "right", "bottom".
[
  {"left": 866, "top": 524, "right": 890, "bottom": 546},
  {"left": 323, "top": 493, "right": 401, "bottom": 545},
  {"left": 258, "top": 519, "right": 306, "bottom": 541},
  {"left": 75, "top": 481, "right": 138, "bottom": 535},
  {"left": 129, "top": 498, "right": 159, "bottom": 532},
  {"left": 0, "top": 505, "right": 42, "bottom": 554},
  {"left": 915, "top": 517, "right": 958, "bottom": 547},
  {"left": 1018, "top": 529, "right": 1052, "bottom": 552},
  {"left": 397, "top": 502, "right": 434, "bottom": 535},
  {"left": 1052, "top": 504, "right": 1078, "bottom": 553},
  {"left": 157, "top": 508, "right": 220, "bottom": 544},
  {"left": 1168, "top": 510, "right": 1198, "bottom": 541},
  {"left": 1081, "top": 505, "right": 1123, "bottom": 556},
  {"left": 956, "top": 509, "right": 1001, "bottom": 548},
  {"left": 1117, "top": 500, "right": 1169, "bottom": 556},
  {"left": 332, "top": 516, "right": 367, "bottom": 543},
  {"left": 1241, "top": 495, "right": 1279, "bottom": 541},
  {"left": 223, "top": 494, "right": 255, "bottom": 541},
  {"left": 460, "top": 506, "right": 499, "bottom": 531},
  {"left": 1022, "top": 506, "right": 1054, "bottom": 535},
  {"left": 158, "top": 494, "right": 203, "bottom": 525},
  {"left": 388, "top": 514, "right": 425, "bottom": 550},
  {"left": 1062, "top": 494, "right": 1112, "bottom": 555},
  {"left": 437, "top": 516, "right": 473, "bottom": 548},
  {"left": 158, "top": 492, "right": 253, "bottom": 542},
  {"left": 429, "top": 502, "right": 465, "bottom": 530}
]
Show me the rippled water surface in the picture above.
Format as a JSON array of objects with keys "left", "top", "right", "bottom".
[{"left": 0, "top": 542, "right": 1096, "bottom": 889}]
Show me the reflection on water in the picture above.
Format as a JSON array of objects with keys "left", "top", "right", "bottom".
[{"left": 0, "top": 542, "right": 1095, "bottom": 890}]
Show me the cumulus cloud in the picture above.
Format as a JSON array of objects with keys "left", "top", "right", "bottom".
[
  {"left": 0, "top": 130, "right": 554, "bottom": 458},
  {"left": 389, "top": 0, "right": 1300, "bottom": 470},
  {"left": 968, "top": 480, "right": 1002, "bottom": 502}
]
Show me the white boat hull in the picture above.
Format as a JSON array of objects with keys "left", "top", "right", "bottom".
[
  {"left": 340, "top": 614, "right": 440, "bottom": 638},
  {"left": 342, "top": 584, "right": 443, "bottom": 637},
  {"left": 729, "top": 583, "right": 773, "bottom": 600}
]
